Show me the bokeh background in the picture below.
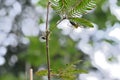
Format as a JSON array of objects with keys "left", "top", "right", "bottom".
[{"left": 0, "top": 0, "right": 120, "bottom": 80}]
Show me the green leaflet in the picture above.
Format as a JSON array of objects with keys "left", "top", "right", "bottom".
[
  {"left": 50, "top": 0, "right": 68, "bottom": 17},
  {"left": 50, "top": 0, "right": 97, "bottom": 28},
  {"left": 69, "top": 17, "right": 94, "bottom": 28},
  {"left": 69, "top": 0, "right": 97, "bottom": 17}
]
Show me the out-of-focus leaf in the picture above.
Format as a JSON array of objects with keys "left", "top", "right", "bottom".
[
  {"left": 36, "top": 60, "right": 87, "bottom": 80},
  {"left": 37, "top": 0, "right": 47, "bottom": 7},
  {"left": 19, "top": 37, "right": 46, "bottom": 66},
  {"left": 103, "top": 39, "right": 116, "bottom": 44}
]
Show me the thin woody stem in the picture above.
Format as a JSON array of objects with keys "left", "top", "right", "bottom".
[{"left": 45, "top": 1, "right": 51, "bottom": 80}]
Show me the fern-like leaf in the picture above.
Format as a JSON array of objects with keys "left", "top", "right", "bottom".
[
  {"left": 50, "top": 0, "right": 67, "bottom": 17},
  {"left": 50, "top": 0, "right": 97, "bottom": 28},
  {"left": 51, "top": 0, "right": 97, "bottom": 18}
]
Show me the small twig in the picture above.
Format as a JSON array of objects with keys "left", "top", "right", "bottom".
[
  {"left": 56, "top": 18, "right": 66, "bottom": 25},
  {"left": 45, "top": 1, "right": 51, "bottom": 80},
  {"left": 30, "top": 68, "right": 33, "bottom": 80}
]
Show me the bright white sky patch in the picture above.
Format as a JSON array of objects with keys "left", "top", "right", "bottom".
[
  {"left": 0, "top": 8, "right": 7, "bottom": 16},
  {"left": 0, "top": 32, "right": 7, "bottom": 45},
  {"left": 57, "top": 19, "right": 73, "bottom": 35},
  {"left": 77, "top": 42, "right": 93, "bottom": 55},
  {"left": 13, "top": 1, "right": 21, "bottom": 15},
  {"left": 108, "top": 24, "right": 120, "bottom": 40},
  {"left": 57, "top": 19, "right": 70, "bottom": 29},
  {"left": 0, "top": 17, "right": 12, "bottom": 33},
  {"left": 73, "top": 27, "right": 83, "bottom": 33},
  {"left": 86, "top": 76, "right": 99, "bottom": 80},
  {"left": 9, "top": 55, "right": 18, "bottom": 66},
  {"left": 39, "top": 23, "right": 46, "bottom": 32},
  {"left": 79, "top": 73, "right": 100, "bottom": 80},
  {"left": 0, "top": 56, "right": 5, "bottom": 66},
  {"left": 4, "top": 0, "right": 16, "bottom": 6},
  {"left": 20, "top": 37, "right": 30, "bottom": 45},
  {"left": 3, "top": 33, "right": 18, "bottom": 47},
  {"left": 21, "top": 18, "right": 39, "bottom": 36},
  {"left": 94, "top": 50, "right": 109, "bottom": 70},
  {"left": 109, "top": 64, "right": 120, "bottom": 79},
  {"left": 31, "top": 0, "right": 39, "bottom": 4},
  {"left": 94, "top": 30, "right": 105, "bottom": 40},
  {"left": 0, "top": 47, "right": 7, "bottom": 56},
  {"left": 109, "top": 0, "right": 120, "bottom": 20},
  {"left": 69, "top": 27, "right": 83, "bottom": 41}
]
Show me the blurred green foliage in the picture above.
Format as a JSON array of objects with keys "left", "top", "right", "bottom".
[
  {"left": 36, "top": 60, "right": 87, "bottom": 80},
  {"left": 84, "top": 0, "right": 119, "bottom": 29}
]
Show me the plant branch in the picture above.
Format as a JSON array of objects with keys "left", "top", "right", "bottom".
[
  {"left": 56, "top": 17, "right": 66, "bottom": 25},
  {"left": 46, "top": 1, "right": 51, "bottom": 80}
]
